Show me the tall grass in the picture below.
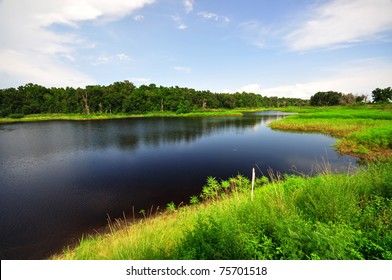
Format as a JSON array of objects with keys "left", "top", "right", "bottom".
[
  {"left": 59, "top": 206, "right": 199, "bottom": 260},
  {"left": 173, "top": 161, "right": 392, "bottom": 260},
  {"left": 55, "top": 161, "right": 392, "bottom": 260}
]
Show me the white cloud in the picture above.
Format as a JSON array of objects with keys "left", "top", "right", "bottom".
[
  {"left": 237, "top": 59, "right": 392, "bottom": 99},
  {"left": 178, "top": 23, "right": 188, "bottom": 30},
  {"left": 172, "top": 15, "right": 188, "bottom": 30},
  {"left": 0, "top": 49, "right": 95, "bottom": 88},
  {"left": 174, "top": 66, "right": 192, "bottom": 73},
  {"left": 236, "top": 83, "right": 263, "bottom": 94},
  {"left": 62, "top": 54, "right": 76, "bottom": 62},
  {"left": 32, "top": 0, "right": 156, "bottom": 27},
  {"left": 134, "top": 15, "right": 145, "bottom": 21},
  {"left": 129, "top": 77, "right": 151, "bottom": 84},
  {"left": 198, "top": 11, "right": 229, "bottom": 23},
  {"left": 116, "top": 53, "right": 131, "bottom": 61},
  {"left": 92, "top": 55, "right": 112, "bottom": 66},
  {"left": 286, "top": 0, "right": 392, "bottom": 51},
  {"left": 0, "top": 0, "right": 155, "bottom": 88},
  {"left": 91, "top": 53, "right": 131, "bottom": 65},
  {"left": 183, "top": 0, "right": 194, "bottom": 13},
  {"left": 238, "top": 20, "right": 270, "bottom": 48}
]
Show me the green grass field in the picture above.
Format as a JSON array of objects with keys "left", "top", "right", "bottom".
[{"left": 269, "top": 105, "right": 392, "bottom": 161}]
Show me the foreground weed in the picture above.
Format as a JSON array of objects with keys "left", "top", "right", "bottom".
[
  {"left": 189, "top": 195, "right": 199, "bottom": 205},
  {"left": 166, "top": 201, "right": 176, "bottom": 212}
]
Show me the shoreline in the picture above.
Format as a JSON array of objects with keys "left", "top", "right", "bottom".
[{"left": 0, "top": 110, "right": 245, "bottom": 123}]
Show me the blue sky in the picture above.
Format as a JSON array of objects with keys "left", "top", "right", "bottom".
[{"left": 0, "top": 0, "right": 391, "bottom": 99}]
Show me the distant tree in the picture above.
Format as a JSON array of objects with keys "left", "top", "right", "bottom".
[
  {"left": 1, "top": 81, "right": 309, "bottom": 116},
  {"left": 176, "top": 100, "right": 192, "bottom": 114},
  {"left": 355, "top": 94, "right": 367, "bottom": 103},
  {"left": 340, "top": 93, "right": 356, "bottom": 105},
  {"left": 310, "top": 91, "right": 342, "bottom": 106},
  {"left": 372, "top": 87, "right": 392, "bottom": 103},
  {"left": 18, "top": 83, "right": 49, "bottom": 114},
  {"left": 1, "top": 87, "right": 21, "bottom": 115}
]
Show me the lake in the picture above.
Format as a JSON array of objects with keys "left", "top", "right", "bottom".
[{"left": 0, "top": 111, "right": 356, "bottom": 259}]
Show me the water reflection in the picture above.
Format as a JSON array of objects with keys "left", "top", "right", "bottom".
[
  {"left": 114, "top": 114, "right": 278, "bottom": 149},
  {"left": 0, "top": 112, "right": 355, "bottom": 259}
]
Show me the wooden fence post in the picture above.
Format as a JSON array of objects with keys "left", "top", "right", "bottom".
[{"left": 251, "top": 168, "right": 255, "bottom": 201}]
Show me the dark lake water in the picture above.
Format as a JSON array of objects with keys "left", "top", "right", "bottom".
[{"left": 0, "top": 111, "right": 356, "bottom": 259}]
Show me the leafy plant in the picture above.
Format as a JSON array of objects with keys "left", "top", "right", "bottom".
[
  {"left": 139, "top": 209, "right": 146, "bottom": 219},
  {"left": 200, "top": 176, "right": 221, "bottom": 200},
  {"left": 190, "top": 195, "right": 199, "bottom": 205},
  {"left": 255, "top": 176, "right": 269, "bottom": 186},
  {"left": 166, "top": 201, "right": 176, "bottom": 212}
]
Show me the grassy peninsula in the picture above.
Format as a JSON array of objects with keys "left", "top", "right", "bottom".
[
  {"left": 269, "top": 105, "right": 392, "bottom": 161},
  {"left": 52, "top": 105, "right": 392, "bottom": 260},
  {"left": 0, "top": 109, "right": 243, "bottom": 123}
]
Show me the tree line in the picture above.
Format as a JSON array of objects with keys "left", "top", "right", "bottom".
[
  {"left": 0, "top": 81, "right": 307, "bottom": 117},
  {"left": 310, "top": 91, "right": 366, "bottom": 106},
  {"left": 309, "top": 87, "right": 391, "bottom": 106},
  {"left": 1, "top": 81, "right": 389, "bottom": 117}
]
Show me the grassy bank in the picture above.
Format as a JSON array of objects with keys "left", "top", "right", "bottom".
[
  {"left": 269, "top": 105, "right": 392, "bottom": 161},
  {"left": 49, "top": 105, "right": 391, "bottom": 259},
  {"left": 54, "top": 161, "right": 392, "bottom": 260},
  {"left": 0, "top": 110, "right": 243, "bottom": 123}
]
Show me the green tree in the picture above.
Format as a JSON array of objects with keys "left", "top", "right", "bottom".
[
  {"left": 1, "top": 81, "right": 309, "bottom": 116},
  {"left": 1, "top": 87, "right": 22, "bottom": 115},
  {"left": 176, "top": 100, "right": 192, "bottom": 114},
  {"left": 310, "top": 91, "right": 342, "bottom": 106},
  {"left": 355, "top": 94, "right": 367, "bottom": 103},
  {"left": 340, "top": 93, "right": 356, "bottom": 105},
  {"left": 372, "top": 87, "right": 392, "bottom": 103}
]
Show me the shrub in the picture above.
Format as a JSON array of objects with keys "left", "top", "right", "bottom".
[
  {"left": 8, "top": 113, "right": 25, "bottom": 119},
  {"left": 189, "top": 195, "right": 199, "bottom": 205},
  {"left": 0, "top": 109, "right": 11, "bottom": 117},
  {"left": 166, "top": 201, "right": 176, "bottom": 212}
]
